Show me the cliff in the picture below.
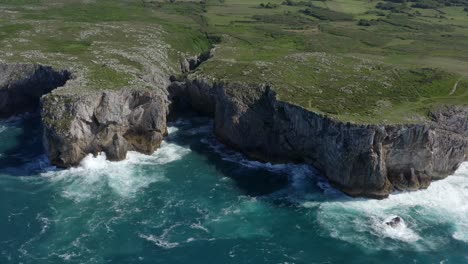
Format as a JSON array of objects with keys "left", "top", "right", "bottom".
[
  {"left": 169, "top": 79, "right": 468, "bottom": 198},
  {"left": 41, "top": 89, "right": 168, "bottom": 167},
  {"left": 0, "top": 63, "right": 70, "bottom": 118},
  {"left": 1, "top": 62, "right": 466, "bottom": 198}
]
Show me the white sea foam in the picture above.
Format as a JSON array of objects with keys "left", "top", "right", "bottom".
[
  {"left": 372, "top": 215, "right": 421, "bottom": 242},
  {"left": 139, "top": 223, "right": 182, "bottom": 249},
  {"left": 202, "top": 136, "right": 316, "bottom": 177},
  {"left": 314, "top": 162, "right": 468, "bottom": 250},
  {"left": 167, "top": 126, "right": 179, "bottom": 134},
  {"left": 139, "top": 234, "right": 179, "bottom": 249},
  {"left": 206, "top": 196, "right": 272, "bottom": 239},
  {"left": 41, "top": 140, "right": 191, "bottom": 201},
  {"left": 0, "top": 116, "right": 24, "bottom": 133},
  {"left": 52, "top": 252, "right": 80, "bottom": 262}
]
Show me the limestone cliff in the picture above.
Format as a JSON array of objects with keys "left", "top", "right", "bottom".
[
  {"left": 2, "top": 61, "right": 466, "bottom": 198},
  {"left": 169, "top": 79, "right": 468, "bottom": 198},
  {"left": 41, "top": 89, "right": 168, "bottom": 167},
  {"left": 0, "top": 63, "right": 70, "bottom": 118}
]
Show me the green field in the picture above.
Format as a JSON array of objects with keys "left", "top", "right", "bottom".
[{"left": 0, "top": 0, "right": 467, "bottom": 123}]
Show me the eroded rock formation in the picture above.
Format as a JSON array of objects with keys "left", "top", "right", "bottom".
[{"left": 41, "top": 89, "right": 168, "bottom": 167}]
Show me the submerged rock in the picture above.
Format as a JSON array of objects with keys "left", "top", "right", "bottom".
[
  {"left": 41, "top": 89, "right": 168, "bottom": 167},
  {"left": 385, "top": 216, "right": 402, "bottom": 228},
  {"left": 0, "top": 63, "right": 70, "bottom": 118}
]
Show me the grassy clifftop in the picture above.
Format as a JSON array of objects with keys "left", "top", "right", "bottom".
[
  {"left": 0, "top": 0, "right": 214, "bottom": 93},
  {"left": 193, "top": 0, "right": 468, "bottom": 123},
  {"left": 0, "top": 0, "right": 467, "bottom": 123}
]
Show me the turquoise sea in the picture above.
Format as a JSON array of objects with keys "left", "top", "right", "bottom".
[{"left": 1, "top": 115, "right": 467, "bottom": 264}]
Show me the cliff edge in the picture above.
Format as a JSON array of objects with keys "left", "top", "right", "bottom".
[
  {"left": 169, "top": 79, "right": 468, "bottom": 198},
  {"left": 1, "top": 62, "right": 466, "bottom": 198}
]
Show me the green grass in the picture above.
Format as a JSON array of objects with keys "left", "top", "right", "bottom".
[
  {"left": 23, "top": 1, "right": 156, "bottom": 23},
  {"left": 89, "top": 65, "right": 132, "bottom": 90},
  {"left": 0, "top": 23, "right": 32, "bottom": 41},
  {"left": 0, "top": 0, "right": 467, "bottom": 124}
]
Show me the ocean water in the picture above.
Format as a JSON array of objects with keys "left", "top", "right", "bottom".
[{"left": 0, "top": 115, "right": 467, "bottom": 264}]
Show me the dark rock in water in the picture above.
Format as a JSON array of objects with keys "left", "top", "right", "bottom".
[
  {"left": 385, "top": 217, "right": 402, "bottom": 228},
  {"left": 105, "top": 134, "right": 128, "bottom": 161},
  {"left": 0, "top": 63, "right": 70, "bottom": 118},
  {"left": 168, "top": 78, "right": 468, "bottom": 198},
  {"left": 41, "top": 89, "right": 168, "bottom": 167}
]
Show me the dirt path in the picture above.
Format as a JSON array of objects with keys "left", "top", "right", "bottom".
[{"left": 449, "top": 78, "right": 462, "bottom": 96}]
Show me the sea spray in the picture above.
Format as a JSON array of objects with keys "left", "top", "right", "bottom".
[
  {"left": 313, "top": 162, "right": 468, "bottom": 251},
  {"left": 41, "top": 139, "right": 191, "bottom": 201}
]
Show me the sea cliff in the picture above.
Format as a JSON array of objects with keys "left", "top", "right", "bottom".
[
  {"left": 169, "top": 79, "right": 468, "bottom": 198},
  {"left": 41, "top": 89, "right": 168, "bottom": 167},
  {"left": 1, "top": 62, "right": 466, "bottom": 198}
]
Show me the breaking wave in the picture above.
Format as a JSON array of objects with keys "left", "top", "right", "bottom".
[
  {"left": 313, "top": 163, "right": 468, "bottom": 251},
  {"left": 41, "top": 137, "right": 191, "bottom": 202}
]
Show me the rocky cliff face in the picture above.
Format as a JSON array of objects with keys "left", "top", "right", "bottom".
[
  {"left": 170, "top": 79, "right": 468, "bottom": 198},
  {"left": 0, "top": 63, "right": 70, "bottom": 118},
  {"left": 5, "top": 61, "right": 465, "bottom": 198},
  {"left": 41, "top": 89, "right": 168, "bottom": 167}
]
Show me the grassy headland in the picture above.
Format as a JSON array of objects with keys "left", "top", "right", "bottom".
[{"left": 0, "top": 0, "right": 467, "bottom": 123}]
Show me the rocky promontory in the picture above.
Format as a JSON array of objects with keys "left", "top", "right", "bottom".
[
  {"left": 41, "top": 89, "right": 168, "bottom": 167},
  {"left": 169, "top": 79, "right": 468, "bottom": 198},
  {"left": 0, "top": 62, "right": 466, "bottom": 198}
]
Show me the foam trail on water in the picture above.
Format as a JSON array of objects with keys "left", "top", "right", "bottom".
[
  {"left": 139, "top": 234, "right": 179, "bottom": 249},
  {"left": 41, "top": 139, "right": 190, "bottom": 202},
  {"left": 201, "top": 136, "right": 314, "bottom": 174},
  {"left": 313, "top": 162, "right": 468, "bottom": 250},
  {"left": 0, "top": 115, "right": 25, "bottom": 133}
]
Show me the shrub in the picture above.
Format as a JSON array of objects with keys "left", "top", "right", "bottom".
[
  {"left": 259, "top": 2, "right": 278, "bottom": 8},
  {"left": 358, "top": 19, "right": 378, "bottom": 26},
  {"left": 301, "top": 7, "right": 353, "bottom": 21}
]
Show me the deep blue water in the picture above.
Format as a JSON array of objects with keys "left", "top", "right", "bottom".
[{"left": 1, "top": 115, "right": 467, "bottom": 264}]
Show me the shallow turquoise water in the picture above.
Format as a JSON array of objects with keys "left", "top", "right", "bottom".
[{"left": 1, "top": 115, "right": 467, "bottom": 264}]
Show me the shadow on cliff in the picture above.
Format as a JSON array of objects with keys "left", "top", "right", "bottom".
[{"left": 0, "top": 115, "right": 47, "bottom": 176}]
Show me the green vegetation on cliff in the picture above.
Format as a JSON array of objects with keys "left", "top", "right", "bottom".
[{"left": 0, "top": 0, "right": 467, "bottom": 123}]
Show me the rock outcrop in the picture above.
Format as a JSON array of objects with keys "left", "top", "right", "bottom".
[
  {"left": 41, "top": 89, "right": 168, "bottom": 167},
  {"left": 0, "top": 63, "right": 70, "bottom": 118},
  {"left": 180, "top": 48, "right": 216, "bottom": 73},
  {"left": 6, "top": 61, "right": 464, "bottom": 198},
  {"left": 169, "top": 79, "right": 468, "bottom": 198}
]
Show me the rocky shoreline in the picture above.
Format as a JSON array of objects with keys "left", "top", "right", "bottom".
[
  {"left": 169, "top": 79, "right": 468, "bottom": 198},
  {"left": 0, "top": 62, "right": 466, "bottom": 198}
]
